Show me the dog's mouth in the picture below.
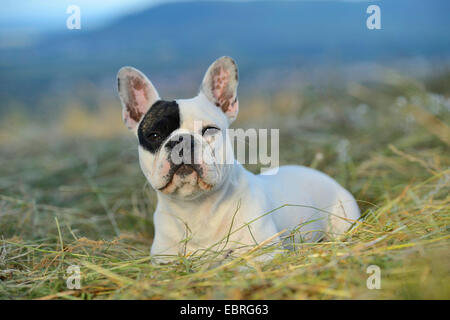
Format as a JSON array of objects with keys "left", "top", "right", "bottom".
[{"left": 158, "top": 163, "right": 213, "bottom": 194}]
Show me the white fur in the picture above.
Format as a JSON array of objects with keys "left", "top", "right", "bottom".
[
  {"left": 150, "top": 162, "right": 360, "bottom": 260},
  {"left": 117, "top": 57, "right": 360, "bottom": 263}
]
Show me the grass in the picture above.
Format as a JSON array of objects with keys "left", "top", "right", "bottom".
[{"left": 0, "top": 71, "right": 449, "bottom": 300}]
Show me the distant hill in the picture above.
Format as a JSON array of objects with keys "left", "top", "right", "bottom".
[{"left": 1, "top": 0, "right": 450, "bottom": 110}]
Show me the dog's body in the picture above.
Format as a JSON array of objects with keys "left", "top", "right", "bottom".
[
  {"left": 117, "top": 57, "right": 360, "bottom": 261},
  {"left": 152, "top": 163, "right": 359, "bottom": 258}
]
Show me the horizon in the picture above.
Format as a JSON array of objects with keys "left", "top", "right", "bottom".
[
  {"left": 1, "top": 0, "right": 375, "bottom": 35},
  {"left": 1, "top": 0, "right": 449, "bottom": 111}
]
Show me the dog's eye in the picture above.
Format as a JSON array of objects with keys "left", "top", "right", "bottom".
[
  {"left": 146, "top": 132, "right": 161, "bottom": 140},
  {"left": 202, "top": 126, "right": 220, "bottom": 136}
]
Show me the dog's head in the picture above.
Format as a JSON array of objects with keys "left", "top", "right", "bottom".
[{"left": 117, "top": 56, "right": 239, "bottom": 199}]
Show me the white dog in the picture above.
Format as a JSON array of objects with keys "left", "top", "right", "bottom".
[{"left": 117, "top": 56, "right": 360, "bottom": 262}]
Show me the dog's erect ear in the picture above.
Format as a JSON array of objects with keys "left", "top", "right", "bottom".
[
  {"left": 200, "top": 56, "right": 239, "bottom": 123},
  {"left": 117, "top": 67, "right": 160, "bottom": 131}
]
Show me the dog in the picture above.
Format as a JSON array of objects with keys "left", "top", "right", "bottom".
[{"left": 116, "top": 56, "right": 360, "bottom": 262}]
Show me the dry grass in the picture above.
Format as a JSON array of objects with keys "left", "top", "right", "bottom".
[{"left": 0, "top": 72, "right": 449, "bottom": 299}]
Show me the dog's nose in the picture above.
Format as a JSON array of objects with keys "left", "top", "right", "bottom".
[
  {"left": 165, "top": 133, "right": 195, "bottom": 150},
  {"left": 165, "top": 133, "right": 196, "bottom": 163}
]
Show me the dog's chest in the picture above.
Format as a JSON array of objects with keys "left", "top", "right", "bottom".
[
  {"left": 190, "top": 214, "right": 248, "bottom": 250},
  {"left": 157, "top": 206, "right": 253, "bottom": 255}
]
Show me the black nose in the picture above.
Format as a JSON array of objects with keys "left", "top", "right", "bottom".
[{"left": 165, "top": 133, "right": 196, "bottom": 163}]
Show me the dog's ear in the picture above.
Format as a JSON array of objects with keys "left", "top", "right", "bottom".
[
  {"left": 200, "top": 56, "right": 239, "bottom": 123},
  {"left": 117, "top": 67, "right": 160, "bottom": 131}
]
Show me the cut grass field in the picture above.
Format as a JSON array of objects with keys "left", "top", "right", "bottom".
[{"left": 0, "top": 72, "right": 449, "bottom": 299}]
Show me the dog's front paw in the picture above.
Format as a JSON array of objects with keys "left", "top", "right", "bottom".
[{"left": 150, "top": 255, "right": 178, "bottom": 265}]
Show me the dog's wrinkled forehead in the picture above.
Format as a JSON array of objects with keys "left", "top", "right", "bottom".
[
  {"left": 137, "top": 100, "right": 180, "bottom": 153},
  {"left": 176, "top": 95, "right": 230, "bottom": 130}
]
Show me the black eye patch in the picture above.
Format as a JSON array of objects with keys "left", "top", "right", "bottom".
[{"left": 137, "top": 100, "right": 180, "bottom": 153}]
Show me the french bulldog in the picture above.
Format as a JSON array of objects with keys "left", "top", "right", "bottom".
[{"left": 116, "top": 56, "right": 360, "bottom": 262}]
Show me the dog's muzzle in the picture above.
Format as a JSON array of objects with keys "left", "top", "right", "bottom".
[{"left": 158, "top": 134, "right": 213, "bottom": 194}]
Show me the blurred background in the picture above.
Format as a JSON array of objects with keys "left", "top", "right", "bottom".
[
  {"left": 1, "top": 0, "right": 450, "bottom": 117},
  {"left": 1, "top": 0, "right": 450, "bottom": 239},
  {"left": 1, "top": 0, "right": 450, "bottom": 246}
]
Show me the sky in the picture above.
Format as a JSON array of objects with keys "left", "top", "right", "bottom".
[
  {"left": 0, "top": 0, "right": 160, "bottom": 31},
  {"left": 0, "top": 0, "right": 376, "bottom": 49},
  {"left": 0, "top": 0, "right": 374, "bottom": 31},
  {"left": 0, "top": 0, "right": 375, "bottom": 49}
]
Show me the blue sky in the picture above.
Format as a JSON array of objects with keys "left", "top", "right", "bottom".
[
  {"left": 1, "top": 0, "right": 373, "bottom": 30},
  {"left": 0, "top": 0, "right": 160, "bottom": 31},
  {"left": 0, "top": 0, "right": 375, "bottom": 49},
  {"left": 0, "top": 0, "right": 375, "bottom": 38}
]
